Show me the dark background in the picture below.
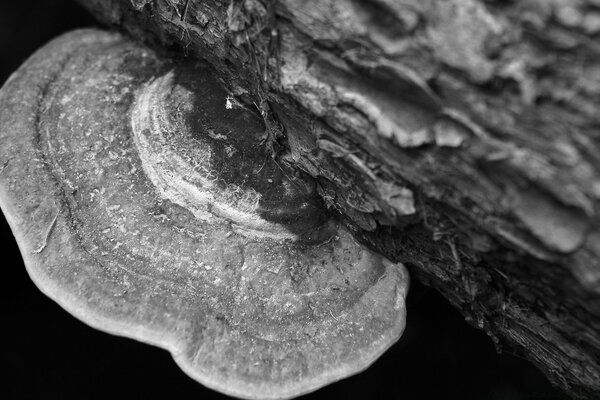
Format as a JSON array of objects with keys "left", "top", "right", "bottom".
[{"left": 0, "top": 1, "right": 570, "bottom": 399}]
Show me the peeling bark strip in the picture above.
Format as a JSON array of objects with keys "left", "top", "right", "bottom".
[{"left": 76, "top": 0, "right": 600, "bottom": 398}]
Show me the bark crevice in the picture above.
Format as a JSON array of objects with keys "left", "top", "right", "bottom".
[{"left": 74, "top": 0, "right": 600, "bottom": 397}]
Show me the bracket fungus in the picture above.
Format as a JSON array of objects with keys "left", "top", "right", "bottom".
[{"left": 0, "top": 30, "right": 409, "bottom": 399}]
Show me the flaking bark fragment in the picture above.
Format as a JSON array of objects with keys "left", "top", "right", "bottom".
[{"left": 70, "top": 0, "right": 600, "bottom": 397}]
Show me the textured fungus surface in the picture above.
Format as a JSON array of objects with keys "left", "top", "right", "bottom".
[
  {"left": 68, "top": 1, "right": 600, "bottom": 398},
  {"left": 0, "top": 29, "right": 409, "bottom": 399},
  {"left": 131, "top": 66, "right": 329, "bottom": 239}
]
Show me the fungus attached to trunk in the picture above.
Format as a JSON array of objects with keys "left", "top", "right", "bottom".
[{"left": 0, "top": 30, "right": 409, "bottom": 399}]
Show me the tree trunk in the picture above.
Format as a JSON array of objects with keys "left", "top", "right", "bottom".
[{"left": 74, "top": 0, "right": 600, "bottom": 398}]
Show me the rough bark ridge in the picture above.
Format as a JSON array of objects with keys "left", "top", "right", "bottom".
[{"left": 74, "top": 0, "right": 600, "bottom": 397}]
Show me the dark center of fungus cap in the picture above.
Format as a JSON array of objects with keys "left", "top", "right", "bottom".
[
  {"left": 0, "top": 29, "right": 409, "bottom": 400},
  {"left": 132, "top": 65, "right": 328, "bottom": 240}
]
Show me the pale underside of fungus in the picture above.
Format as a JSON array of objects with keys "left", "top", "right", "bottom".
[{"left": 0, "top": 30, "right": 409, "bottom": 399}]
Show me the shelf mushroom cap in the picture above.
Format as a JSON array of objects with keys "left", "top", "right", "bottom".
[{"left": 0, "top": 29, "right": 409, "bottom": 399}]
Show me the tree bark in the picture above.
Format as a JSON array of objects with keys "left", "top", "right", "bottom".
[{"left": 74, "top": 0, "right": 600, "bottom": 398}]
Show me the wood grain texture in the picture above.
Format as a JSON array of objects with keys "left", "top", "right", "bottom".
[{"left": 74, "top": 0, "right": 600, "bottom": 398}]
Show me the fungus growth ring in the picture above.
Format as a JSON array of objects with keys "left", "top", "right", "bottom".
[{"left": 0, "top": 30, "right": 409, "bottom": 399}]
